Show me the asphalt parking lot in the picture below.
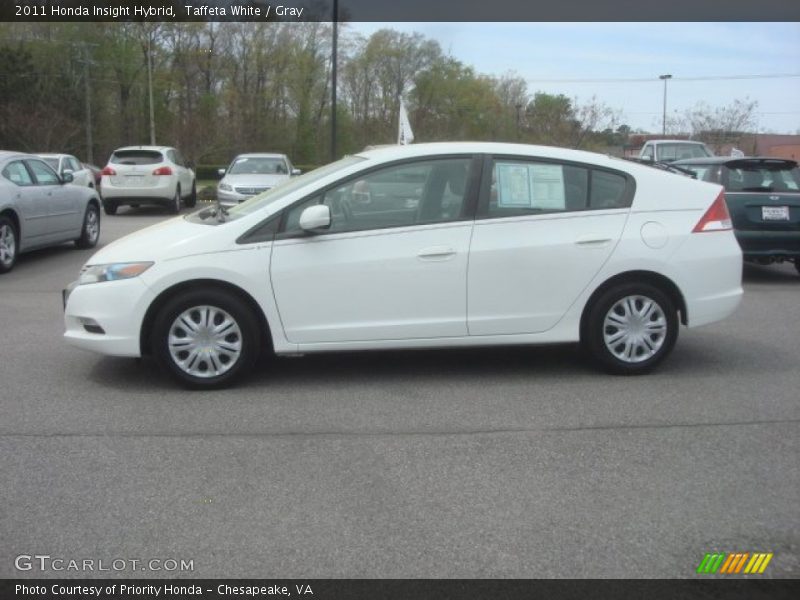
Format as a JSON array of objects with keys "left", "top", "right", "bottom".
[{"left": 1, "top": 207, "right": 798, "bottom": 579}]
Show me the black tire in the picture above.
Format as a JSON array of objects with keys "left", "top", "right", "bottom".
[
  {"left": 185, "top": 181, "right": 197, "bottom": 208},
  {"left": 583, "top": 282, "right": 678, "bottom": 375},
  {"left": 75, "top": 203, "right": 101, "bottom": 249},
  {"left": 795, "top": 259, "right": 800, "bottom": 275},
  {"left": 151, "top": 289, "right": 261, "bottom": 389},
  {"left": 0, "top": 215, "right": 19, "bottom": 274},
  {"left": 103, "top": 201, "right": 118, "bottom": 215},
  {"left": 169, "top": 187, "right": 181, "bottom": 214}
]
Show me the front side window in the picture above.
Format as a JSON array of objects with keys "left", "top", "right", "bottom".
[
  {"left": 283, "top": 158, "right": 472, "bottom": 235},
  {"left": 641, "top": 145, "right": 654, "bottom": 160},
  {"left": 2, "top": 161, "right": 34, "bottom": 186},
  {"left": 68, "top": 157, "right": 81, "bottom": 172},
  {"left": 27, "top": 160, "right": 61, "bottom": 185}
]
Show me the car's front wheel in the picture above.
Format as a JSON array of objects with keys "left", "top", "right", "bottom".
[
  {"left": 0, "top": 216, "right": 18, "bottom": 274},
  {"left": 584, "top": 283, "right": 678, "bottom": 375},
  {"left": 75, "top": 203, "right": 101, "bottom": 249},
  {"left": 103, "top": 201, "right": 118, "bottom": 215},
  {"left": 152, "top": 289, "right": 261, "bottom": 389}
]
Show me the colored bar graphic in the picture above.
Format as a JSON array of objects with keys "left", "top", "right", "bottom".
[{"left": 699, "top": 552, "right": 773, "bottom": 575}]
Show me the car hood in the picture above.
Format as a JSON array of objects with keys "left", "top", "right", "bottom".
[
  {"left": 86, "top": 216, "right": 226, "bottom": 265},
  {"left": 221, "top": 173, "right": 289, "bottom": 187}
]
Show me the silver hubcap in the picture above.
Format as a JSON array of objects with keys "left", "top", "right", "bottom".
[
  {"left": 168, "top": 305, "right": 243, "bottom": 378},
  {"left": 0, "top": 224, "right": 16, "bottom": 266},
  {"left": 86, "top": 209, "right": 99, "bottom": 242},
  {"left": 603, "top": 295, "right": 668, "bottom": 363}
]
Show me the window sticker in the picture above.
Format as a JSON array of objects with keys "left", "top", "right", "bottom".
[
  {"left": 529, "top": 164, "right": 565, "bottom": 209},
  {"left": 495, "top": 162, "right": 566, "bottom": 210},
  {"left": 496, "top": 163, "right": 532, "bottom": 207}
]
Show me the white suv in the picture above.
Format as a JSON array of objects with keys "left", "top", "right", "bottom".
[{"left": 100, "top": 146, "right": 196, "bottom": 215}]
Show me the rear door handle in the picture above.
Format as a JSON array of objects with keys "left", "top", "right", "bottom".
[
  {"left": 575, "top": 236, "right": 612, "bottom": 247},
  {"left": 418, "top": 246, "right": 456, "bottom": 260}
]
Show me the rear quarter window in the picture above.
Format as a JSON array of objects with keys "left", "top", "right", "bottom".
[{"left": 111, "top": 150, "right": 164, "bottom": 165}]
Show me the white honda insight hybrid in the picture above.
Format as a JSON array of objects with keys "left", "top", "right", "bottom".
[{"left": 63, "top": 142, "right": 743, "bottom": 388}]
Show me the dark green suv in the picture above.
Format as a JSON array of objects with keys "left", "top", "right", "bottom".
[{"left": 674, "top": 156, "right": 800, "bottom": 274}]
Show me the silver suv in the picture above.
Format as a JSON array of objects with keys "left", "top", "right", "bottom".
[{"left": 100, "top": 146, "right": 196, "bottom": 215}]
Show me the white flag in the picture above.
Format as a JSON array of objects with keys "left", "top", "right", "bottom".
[{"left": 398, "top": 99, "right": 414, "bottom": 145}]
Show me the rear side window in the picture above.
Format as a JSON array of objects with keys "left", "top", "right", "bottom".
[
  {"left": 486, "top": 158, "right": 631, "bottom": 217},
  {"left": 110, "top": 150, "right": 163, "bottom": 165},
  {"left": 590, "top": 171, "right": 628, "bottom": 209}
]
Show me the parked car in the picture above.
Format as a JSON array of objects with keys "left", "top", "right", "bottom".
[
  {"left": 82, "top": 162, "right": 103, "bottom": 188},
  {"left": 0, "top": 151, "right": 102, "bottom": 274},
  {"left": 63, "top": 142, "right": 742, "bottom": 388},
  {"left": 100, "top": 145, "right": 196, "bottom": 215},
  {"left": 36, "top": 153, "right": 95, "bottom": 189},
  {"left": 639, "top": 140, "right": 713, "bottom": 163},
  {"left": 217, "top": 153, "right": 300, "bottom": 206},
  {"left": 674, "top": 156, "right": 800, "bottom": 274}
]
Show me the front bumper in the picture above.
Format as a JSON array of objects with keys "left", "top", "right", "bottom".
[
  {"left": 63, "top": 277, "right": 155, "bottom": 357},
  {"left": 217, "top": 188, "right": 256, "bottom": 206}
]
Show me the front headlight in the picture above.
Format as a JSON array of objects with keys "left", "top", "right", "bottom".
[
  {"left": 218, "top": 182, "right": 233, "bottom": 192},
  {"left": 79, "top": 262, "right": 154, "bottom": 285}
]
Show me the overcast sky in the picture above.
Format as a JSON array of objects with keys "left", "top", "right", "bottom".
[{"left": 349, "top": 22, "right": 800, "bottom": 134}]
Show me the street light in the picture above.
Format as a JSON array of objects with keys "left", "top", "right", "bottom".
[{"left": 659, "top": 74, "right": 672, "bottom": 136}]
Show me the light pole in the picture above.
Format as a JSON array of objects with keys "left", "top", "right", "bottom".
[
  {"left": 330, "top": 0, "right": 338, "bottom": 162},
  {"left": 659, "top": 74, "right": 672, "bottom": 135}
]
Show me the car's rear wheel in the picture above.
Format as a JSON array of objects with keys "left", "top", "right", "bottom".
[
  {"left": 0, "top": 216, "right": 19, "bottom": 274},
  {"left": 103, "top": 201, "right": 118, "bottom": 215},
  {"left": 152, "top": 289, "right": 260, "bottom": 389},
  {"left": 185, "top": 182, "right": 197, "bottom": 208},
  {"left": 584, "top": 283, "right": 678, "bottom": 375},
  {"left": 169, "top": 187, "right": 181, "bottom": 214},
  {"left": 75, "top": 203, "right": 101, "bottom": 249}
]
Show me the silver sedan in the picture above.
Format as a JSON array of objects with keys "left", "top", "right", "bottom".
[{"left": 0, "top": 151, "right": 102, "bottom": 273}]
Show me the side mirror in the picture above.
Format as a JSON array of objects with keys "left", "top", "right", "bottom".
[
  {"left": 60, "top": 171, "right": 74, "bottom": 184},
  {"left": 291, "top": 168, "right": 302, "bottom": 176},
  {"left": 217, "top": 168, "right": 226, "bottom": 178},
  {"left": 299, "top": 204, "right": 331, "bottom": 232}
]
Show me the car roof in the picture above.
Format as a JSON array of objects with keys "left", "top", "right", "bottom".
[
  {"left": 352, "top": 141, "right": 628, "bottom": 169},
  {"left": 233, "top": 153, "right": 288, "bottom": 159},
  {"left": 36, "top": 153, "right": 71, "bottom": 158},
  {"left": 646, "top": 140, "right": 708, "bottom": 145},
  {"left": 112, "top": 146, "right": 174, "bottom": 153},
  {"left": 0, "top": 150, "right": 34, "bottom": 161}
]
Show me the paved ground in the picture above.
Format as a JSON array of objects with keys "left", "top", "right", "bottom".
[{"left": 1, "top": 207, "right": 798, "bottom": 578}]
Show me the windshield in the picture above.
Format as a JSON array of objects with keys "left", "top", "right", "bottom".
[
  {"left": 725, "top": 163, "right": 800, "bottom": 192},
  {"left": 659, "top": 144, "right": 712, "bottom": 161},
  {"left": 111, "top": 150, "right": 163, "bottom": 165},
  {"left": 228, "top": 156, "right": 288, "bottom": 176},
  {"left": 224, "top": 155, "right": 366, "bottom": 219}
]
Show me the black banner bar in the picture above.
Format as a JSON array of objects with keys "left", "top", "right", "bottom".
[
  {"left": 2, "top": 579, "right": 800, "bottom": 600},
  {"left": 2, "top": 0, "right": 800, "bottom": 23}
]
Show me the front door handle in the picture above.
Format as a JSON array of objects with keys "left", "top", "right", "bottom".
[{"left": 417, "top": 246, "right": 456, "bottom": 260}]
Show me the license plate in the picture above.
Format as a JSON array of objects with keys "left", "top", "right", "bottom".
[{"left": 762, "top": 206, "right": 789, "bottom": 221}]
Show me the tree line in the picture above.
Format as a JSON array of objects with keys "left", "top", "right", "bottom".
[{"left": 0, "top": 22, "right": 757, "bottom": 167}]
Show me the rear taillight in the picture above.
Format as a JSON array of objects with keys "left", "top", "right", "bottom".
[
  {"left": 152, "top": 166, "right": 173, "bottom": 176},
  {"left": 101, "top": 166, "right": 116, "bottom": 176},
  {"left": 693, "top": 191, "right": 732, "bottom": 233}
]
